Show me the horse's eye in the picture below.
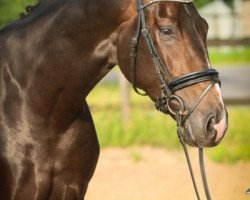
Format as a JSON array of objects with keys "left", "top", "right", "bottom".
[{"left": 160, "top": 28, "right": 174, "bottom": 38}]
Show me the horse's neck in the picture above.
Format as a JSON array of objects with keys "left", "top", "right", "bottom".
[
  {"left": 23, "top": 0, "right": 132, "bottom": 91},
  {"left": 0, "top": 0, "right": 134, "bottom": 131}
]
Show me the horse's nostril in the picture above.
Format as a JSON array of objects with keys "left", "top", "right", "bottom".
[{"left": 206, "top": 116, "right": 216, "bottom": 137}]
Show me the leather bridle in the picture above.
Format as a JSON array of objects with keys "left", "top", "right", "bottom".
[
  {"left": 130, "top": 0, "right": 220, "bottom": 199},
  {"left": 131, "top": 0, "right": 220, "bottom": 119}
]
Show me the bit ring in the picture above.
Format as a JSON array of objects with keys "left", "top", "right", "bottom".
[{"left": 166, "top": 95, "right": 185, "bottom": 116}]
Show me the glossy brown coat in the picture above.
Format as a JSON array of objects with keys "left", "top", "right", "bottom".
[{"left": 0, "top": 0, "right": 227, "bottom": 199}]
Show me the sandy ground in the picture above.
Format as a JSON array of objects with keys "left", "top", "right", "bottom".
[{"left": 85, "top": 147, "right": 250, "bottom": 200}]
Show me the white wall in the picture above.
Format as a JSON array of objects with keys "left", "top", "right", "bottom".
[{"left": 198, "top": 0, "right": 235, "bottom": 39}]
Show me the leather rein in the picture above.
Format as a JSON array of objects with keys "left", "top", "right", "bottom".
[{"left": 130, "top": 0, "right": 220, "bottom": 199}]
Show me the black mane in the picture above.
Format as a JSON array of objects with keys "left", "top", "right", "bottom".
[{"left": 20, "top": 0, "right": 46, "bottom": 19}]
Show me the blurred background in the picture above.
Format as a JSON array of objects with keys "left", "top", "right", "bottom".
[{"left": 0, "top": 0, "right": 249, "bottom": 199}]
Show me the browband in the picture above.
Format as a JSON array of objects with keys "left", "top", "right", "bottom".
[{"left": 140, "top": 0, "right": 193, "bottom": 10}]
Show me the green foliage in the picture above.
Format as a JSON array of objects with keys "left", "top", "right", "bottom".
[
  {"left": 194, "top": 0, "right": 234, "bottom": 8},
  {"left": 0, "top": 0, "right": 35, "bottom": 28},
  {"left": 88, "top": 83, "right": 250, "bottom": 163},
  {"left": 193, "top": 0, "right": 212, "bottom": 8}
]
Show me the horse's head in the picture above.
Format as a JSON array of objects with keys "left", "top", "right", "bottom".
[{"left": 117, "top": 0, "right": 228, "bottom": 147}]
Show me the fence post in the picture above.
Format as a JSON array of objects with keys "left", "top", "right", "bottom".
[{"left": 119, "top": 72, "right": 130, "bottom": 126}]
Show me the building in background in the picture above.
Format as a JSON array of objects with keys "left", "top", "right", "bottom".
[
  {"left": 239, "top": 0, "right": 250, "bottom": 38},
  {"left": 198, "top": 0, "right": 236, "bottom": 39},
  {"left": 198, "top": 0, "right": 250, "bottom": 40}
]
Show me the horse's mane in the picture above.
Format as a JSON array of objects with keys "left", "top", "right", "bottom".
[{"left": 20, "top": 0, "right": 46, "bottom": 19}]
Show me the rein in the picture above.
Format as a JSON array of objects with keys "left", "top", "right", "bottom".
[{"left": 130, "top": 0, "right": 220, "bottom": 199}]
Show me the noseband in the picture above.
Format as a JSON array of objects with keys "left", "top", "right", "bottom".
[{"left": 130, "top": 0, "right": 220, "bottom": 200}]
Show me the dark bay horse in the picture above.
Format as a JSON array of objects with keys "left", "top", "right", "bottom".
[{"left": 0, "top": 0, "right": 228, "bottom": 199}]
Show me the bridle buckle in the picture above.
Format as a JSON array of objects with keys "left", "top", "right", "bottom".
[{"left": 179, "top": 110, "right": 188, "bottom": 116}]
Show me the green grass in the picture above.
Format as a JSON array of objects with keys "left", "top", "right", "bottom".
[
  {"left": 208, "top": 46, "right": 250, "bottom": 66},
  {"left": 87, "top": 84, "right": 250, "bottom": 163},
  {"left": 91, "top": 106, "right": 179, "bottom": 149},
  {"left": 88, "top": 84, "right": 179, "bottom": 149}
]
